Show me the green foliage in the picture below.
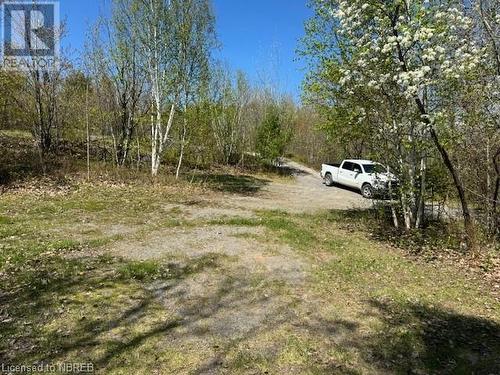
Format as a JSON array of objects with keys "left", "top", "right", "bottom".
[
  {"left": 0, "top": 72, "right": 28, "bottom": 131},
  {"left": 299, "top": 0, "right": 500, "bottom": 237},
  {"left": 256, "top": 105, "right": 292, "bottom": 164},
  {"left": 259, "top": 211, "right": 317, "bottom": 249}
]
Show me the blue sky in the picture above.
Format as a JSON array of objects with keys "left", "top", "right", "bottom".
[{"left": 61, "top": 0, "right": 312, "bottom": 100}]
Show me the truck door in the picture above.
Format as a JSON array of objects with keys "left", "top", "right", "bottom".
[
  {"left": 351, "top": 163, "right": 363, "bottom": 188},
  {"left": 339, "top": 161, "right": 355, "bottom": 187}
]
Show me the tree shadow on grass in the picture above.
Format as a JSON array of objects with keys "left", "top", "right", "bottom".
[
  {"left": 310, "top": 299, "right": 500, "bottom": 374},
  {"left": 0, "top": 251, "right": 301, "bottom": 373},
  {"left": 325, "top": 208, "right": 465, "bottom": 254},
  {"left": 0, "top": 134, "right": 47, "bottom": 186},
  {"left": 3, "top": 246, "right": 499, "bottom": 374},
  {"left": 190, "top": 173, "right": 271, "bottom": 195},
  {"left": 260, "top": 163, "right": 309, "bottom": 178},
  {"left": 0, "top": 253, "right": 227, "bottom": 367}
]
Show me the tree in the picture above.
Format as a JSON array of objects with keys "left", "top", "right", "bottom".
[
  {"left": 475, "top": 0, "right": 500, "bottom": 236},
  {"left": 301, "top": 0, "right": 487, "bottom": 248},
  {"left": 169, "top": 0, "right": 216, "bottom": 178},
  {"left": 87, "top": 0, "right": 145, "bottom": 166},
  {"left": 210, "top": 67, "right": 251, "bottom": 165},
  {"left": 126, "top": 0, "right": 216, "bottom": 177},
  {"left": 256, "top": 104, "right": 292, "bottom": 165},
  {"left": 18, "top": 57, "right": 69, "bottom": 163},
  {"left": 0, "top": 72, "right": 27, "bottom": 131},
  {"left": 128, "top": 0, "right": 176, "bottom": 176}
]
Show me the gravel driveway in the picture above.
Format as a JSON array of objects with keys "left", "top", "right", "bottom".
[{"left": 222, "top": 160, "right": 371, "bottom": 213}]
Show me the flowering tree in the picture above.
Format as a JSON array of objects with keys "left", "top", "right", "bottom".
[{"left": 302, "top": 0, "right": 489, "bottom": 248}]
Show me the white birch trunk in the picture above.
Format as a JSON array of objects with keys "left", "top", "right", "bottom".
[
  {"left": 386, "top": 166, "right": 399, "bottom": 228},
  {"left": 86, "top": 84, "right": 90, "bottom": 181},
  {"left": 176, "top": 117, "right": 187, "bottom": 179},
  {"left": 486, "top": 139, "right": 491, "bottom": 230}
]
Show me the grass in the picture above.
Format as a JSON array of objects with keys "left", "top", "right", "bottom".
[
  {"left": 208, "top": 216, "right": 262, "bottom": 227},
  {"left": 117, "top": 260, "right": 165, "bottom": 281},
  {"left": 0, "top": 156, "right": 499, "bottom": 373}
]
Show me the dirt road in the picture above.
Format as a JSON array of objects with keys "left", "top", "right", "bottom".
[
  {"left": 4, "top": 156, "right": 498, "bottom": 373},
  {"left": 109, "top": 160, "right": 369, "bottom": 262},
  {"left": 222, "top": 160, "right": 371, "bottom": 213}
]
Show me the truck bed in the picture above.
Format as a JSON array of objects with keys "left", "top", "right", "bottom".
[{"left": 323, "top": 163, "right": 340, "bottom": 168}]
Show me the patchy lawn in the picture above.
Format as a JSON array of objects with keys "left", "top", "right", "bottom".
[{"left": 0, "top": 172, "right": 499, "bottom": 374}]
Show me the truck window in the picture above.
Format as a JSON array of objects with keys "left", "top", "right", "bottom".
[
  {"left": 363, "top": 164, "right": 386, "bottom": 174},
  {"left": 352, "top": 163, "right": 362, "bottom": 173},
  {"left": 342, "top": 162, "right": 353, "bottom": 171}
]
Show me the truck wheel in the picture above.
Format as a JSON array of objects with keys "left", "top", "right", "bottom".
[
  {"left": 361, "top": 183, "right": 374, "bottom": 199},
  {"left": 324, "top": 173, "right": 334, "bottom": 186}
]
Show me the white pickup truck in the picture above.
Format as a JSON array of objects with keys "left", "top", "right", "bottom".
[{"left": 321, "top": 159, "right": 398, "bottom": 198}]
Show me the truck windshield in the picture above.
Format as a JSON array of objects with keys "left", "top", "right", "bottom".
[{"left": 363, "top": 164, "right": 386, "bottom": 174}]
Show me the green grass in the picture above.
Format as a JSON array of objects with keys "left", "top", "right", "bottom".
[
  {"left": 254, "top": 210, "right": 500, "bottom": 374},
  {"left": 259, "top": 211, "right": 317, "bottom": 249},
  {"left": 118, "top": 260, "right": 164, "bottom": 281},
  {"left": 208, "top": 216, "right": 262, "bottom": 227},
  {"left": 0, "top": 129, "right": 32, "bottom": 139},
  {"left": 0, "top": 215, "right": 14, "bottom": 225},
  {"left": 202, "top": 209, "right": 500, "bottom": 371}
]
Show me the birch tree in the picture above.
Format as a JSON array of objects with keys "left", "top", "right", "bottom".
[
  {"left": 130, "top": 0, "right": 176, "bottom": 176},
  {"left": 475, "top": 0, "right": 500, "bottom": 236},
  {"left": 169, "top": 0, "right": 216, "bottom": 178}
]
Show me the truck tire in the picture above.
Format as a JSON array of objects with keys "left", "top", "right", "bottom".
[
  {"left": 325, "top": 173, "right": 334, "bottom": 187},
  {"left": 361, "top": 183, "right": 374, "bottom": 199}
]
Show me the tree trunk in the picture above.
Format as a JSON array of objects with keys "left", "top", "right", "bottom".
[
  {"left": 387, "top": 176, "right": 399, "bottom": 228},
  {"left": 428, "top": 126, "right": 477, "bottom": 252},
  {"left": 416, "top": 156, "right": 426, "bottom": 229},
  {"left": 151, "top": 113, "right": 160, "bottom": 177},
  {"left": 391, "top": 19, "right": 476, "bottom": 249},
  {"left": 401, "top": 191, "right": 412, "bottom": 230},
  {"left": 86, "top": 84, "right": 90, "bottom": 181},
  {"left": 397, "top": 147, "right": 412, "bottom": 230},
  {"left": 176, "top": 119, "right": 187, "bottom": 180},
  {"left": 136, "top": 135, "right": 141, "bottom": 171},
  {"left": 492, "top": 149, "right": 500, "bottom": 236},
  {"left": 151, "top": 103, "right": 175, "bottom": 177},
  {"left": 409, "top": 92, "right": 477, "bottom": 251}
]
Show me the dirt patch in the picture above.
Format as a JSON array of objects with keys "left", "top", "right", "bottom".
[
  {"left": 163, "top": 160, "right": 370, "bottom": 217},
  {"left": 149, "top": 269, "right": 297, "bottom": 341},
  {"left": 109, "top": 224, "right": 307, "bottom": 284},
  {"left": 101, "top": 161, "right": 370, "bottom": 372},
  {"left": 161, "top": 203, "right": 257, "bottom": 221}
]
